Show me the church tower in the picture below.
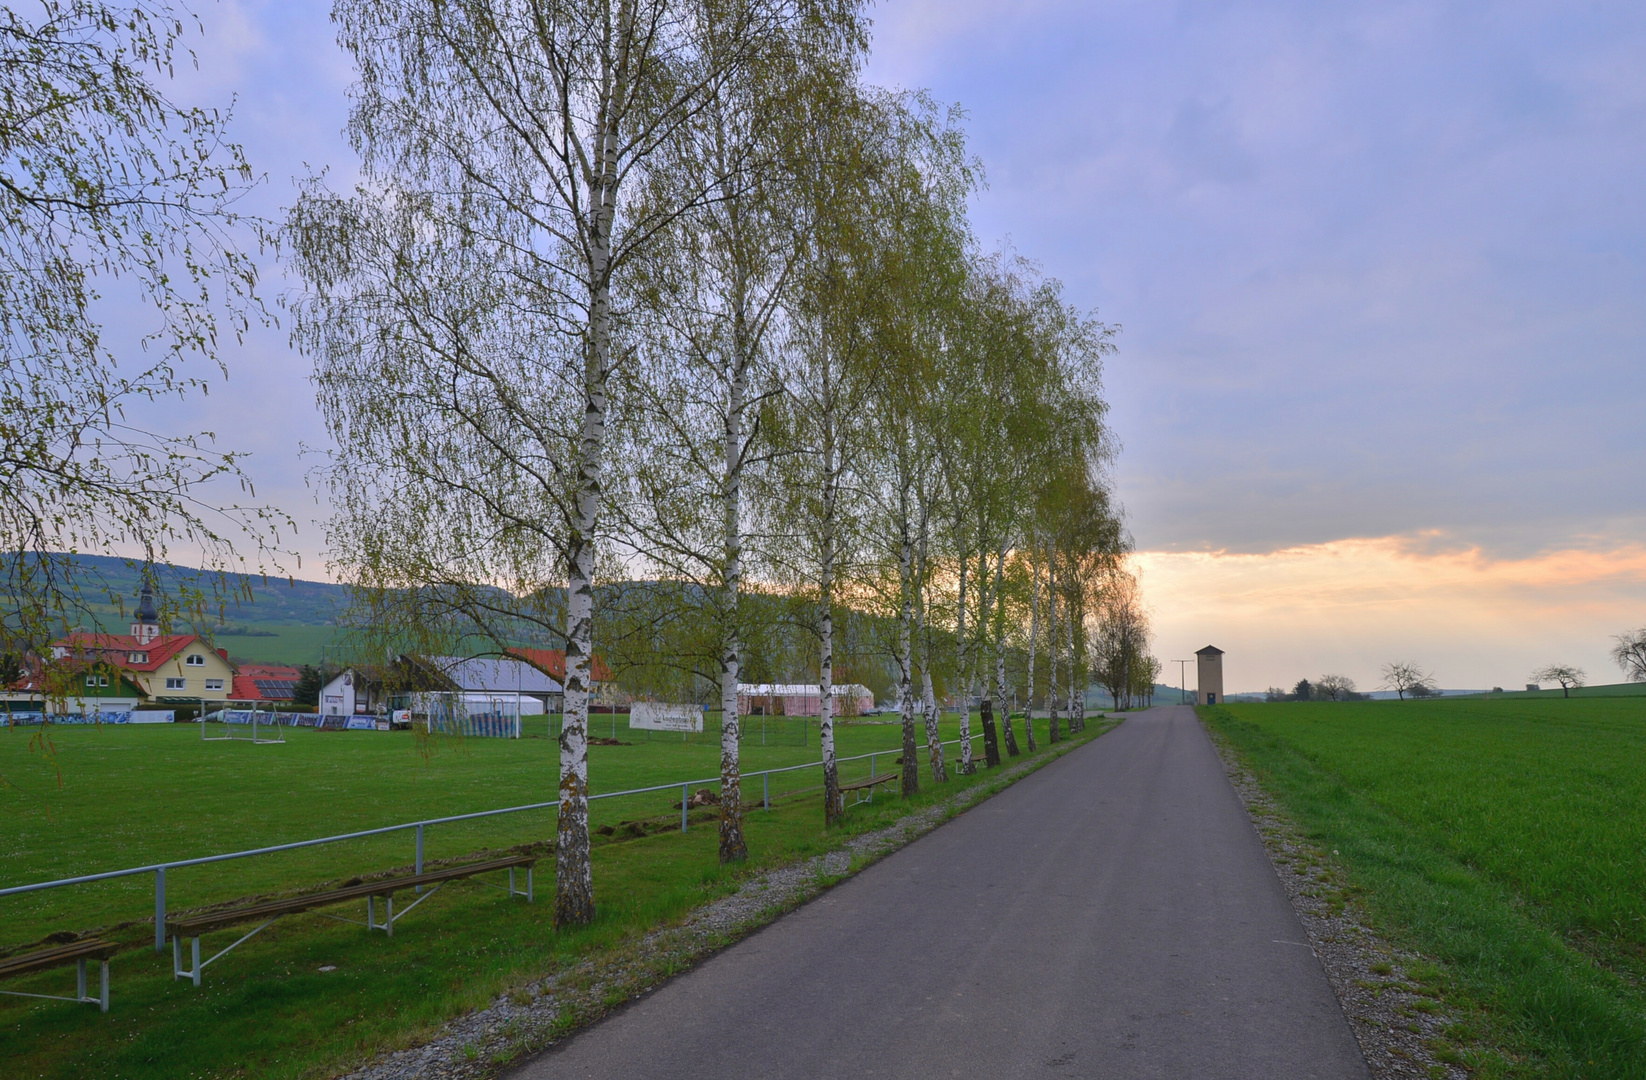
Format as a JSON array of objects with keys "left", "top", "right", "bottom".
[{"left": 131, "top": 580, "right": 160, "bottom": 645}]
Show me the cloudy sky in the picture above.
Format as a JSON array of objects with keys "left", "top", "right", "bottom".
[{"left": 154, "top": 0, "right": 1645, "bottom": 692}]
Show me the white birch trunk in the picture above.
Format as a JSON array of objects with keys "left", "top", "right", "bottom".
[
  {"left": 1046, "top": 554, "right": 1061, "bottom": 744},
  {"left": 718, "top": 291, "right": 748, "bottom": 862},
  {"left": 1066, "top": 591, "right": 1079, "bottom": 728},
  {"left": 976, "top": 548, "right": 1001, "bottom": 767},
  {"left": 554, "top": 71, "right": 622, "bottom": 928},
  {"left": 1024, "top": 547, "right": 1039, "bottom": 751},
  {"left": 994, "top": 543, "right": 1018, "bottom": 757},
  {"left": 896, "top": 482, "right": 919, "bottom": 797},
  {"left": 954, "top": 547, "right": 975, "bottom": 774},
  {"left": 819, "top": 395, "right": 842, "bottom": 824},
  {"left": 917, "top": 509, "right": 946, "bottom": 782}
]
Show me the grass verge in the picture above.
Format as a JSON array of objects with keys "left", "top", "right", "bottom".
[
  {"left": 1202, "top": 699, "right": 1646, "bottom": 1079},
  {"left": 1, "top": 716, "right": 1113, "bottom": 1079}
]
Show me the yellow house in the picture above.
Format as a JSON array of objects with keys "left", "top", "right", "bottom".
[{"left": 49, "top": 584, "right": 238, "bottom": 707}]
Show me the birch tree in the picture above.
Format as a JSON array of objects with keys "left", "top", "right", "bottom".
[
  {"left": 855, "top": 98, "right": 972, "bottom": 798},
  {"left": 767, "top": 97, "right": 881, "bottom": 823},
  {"left": 613, "top": 10, "right": 863, "bottom": 864},
  {"left": 1023, "top": 543, "right": 1041, "bottom": 750},
  {"left": 1045, "top": 548, "right": 1061, "bottom": 743},
  {"left": 291, "top": 0, "right": 864, "bottom": 925},
  {"left": 914, "top": 487, "right": 948, "bottom": 782},
  {"left": 1, "top": 0, "right": 282, "bottom": 654}
]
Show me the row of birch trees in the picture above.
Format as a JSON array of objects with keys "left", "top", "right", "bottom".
[{"left": 288, "top": 0, "right": 1131, "bottom": 928}]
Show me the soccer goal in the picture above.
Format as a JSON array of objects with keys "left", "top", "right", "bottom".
[
  {"left": 201, "top": 700, "right": 287, "bottom": 744},
  {"left": 419, "top": 693, "right": 523, "bottom": 739}
]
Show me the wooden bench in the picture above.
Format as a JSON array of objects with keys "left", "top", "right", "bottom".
[
  {"left": 0, "top": 938, "right": 117, "bottom": 1012},
  {"left": 839, "top": 770, "right": 900, "bottom": 806},
  {"left": 167, "top": 854, "right": 536, "bottom": 986}
]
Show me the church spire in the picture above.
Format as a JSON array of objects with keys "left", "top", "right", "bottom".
[{"left": 132, "top": 577, "right": 160, "bottom": 645}]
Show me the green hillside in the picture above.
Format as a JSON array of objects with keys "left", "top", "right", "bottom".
[{"left": 25, "top": 554, "right": 347, "bottom": 665}]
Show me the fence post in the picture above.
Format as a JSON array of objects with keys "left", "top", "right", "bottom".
[
  {"left": 154, "top": 867, "right": 166, "bottom": 952},
  {"left": 681, "top": 783, "right": 690, "bottom": 832},
  {"left": 763, "top": 771, "right": 770, "bottom": 810}
]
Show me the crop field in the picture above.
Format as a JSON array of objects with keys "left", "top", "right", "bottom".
[
  {"left": 0, "top": 713, "right": 1108, "bottom": 1079},
  {"left": 1204, "top": 697, "right": 1646, "bottom": 1079}
]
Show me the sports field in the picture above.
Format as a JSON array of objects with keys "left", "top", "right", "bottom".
[
  {"left": 0, "top": 713, "right": 1105, "bottom": 1078},
  {"left": 1204, "top": 697, "right": 1646, "bottom": 1079}
]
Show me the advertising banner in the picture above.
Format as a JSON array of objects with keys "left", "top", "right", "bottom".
[{"left": 628, "top": 702, "right": 704, "bottom": 733}]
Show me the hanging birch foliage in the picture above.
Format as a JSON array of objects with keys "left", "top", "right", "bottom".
[{"left": 290, "top": 0, "right": 868, "bottom": 926}]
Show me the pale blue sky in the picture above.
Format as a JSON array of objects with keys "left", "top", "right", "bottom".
[{"left": 145, "top": 0, "right": 1646, "bottom": 688}]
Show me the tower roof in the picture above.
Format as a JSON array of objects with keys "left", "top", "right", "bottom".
[
  {"left": 134, "top": 580, "right": 158, "bottom": 624},
  {"left": 1195, "top": 645, "right": 1224, "bottom": 656}
]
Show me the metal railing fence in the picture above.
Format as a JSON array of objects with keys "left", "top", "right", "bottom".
[{"left": 0, "top": 735, "right": 986, "bottom": 953}]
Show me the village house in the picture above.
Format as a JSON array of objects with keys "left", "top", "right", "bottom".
[
  {"left": 319, "top": 653, "right": 567, "bottom": 718},
  {"left": 33, "top": 582, "right": 240, "bottom": 715},
  {"left": 231, "top": 663, "right": 302, "bottom": 704},
  {"left": 507, "top": 647, "right": 619, "bottom": 710},
  {"left": 736, "top": 683, "right": 875, "bottom": 717}
]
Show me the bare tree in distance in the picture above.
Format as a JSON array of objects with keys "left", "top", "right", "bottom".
[
  {"left": 1531, "top": 664, "right": 1585, "bottom": 698},
  {"left": 1612, "top": 629, "right": 1646, "bottom": 684},
  {"left": 1381, "top": 662, "right": 1436, "bottom": 701},
  {"left": 1315, "top": 673, "right": 1357, "bottom": 701}
]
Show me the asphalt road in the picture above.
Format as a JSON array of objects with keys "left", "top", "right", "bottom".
[{"left": 510, "top": 705, "right": 1371, "bottom": 1079}]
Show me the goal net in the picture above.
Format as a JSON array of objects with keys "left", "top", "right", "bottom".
[
  {"left": 201, "top": 700, "right": 286, "bottom": 743},
  {"left": 419, "top": 693, "right": 522, "bottom": 739}
]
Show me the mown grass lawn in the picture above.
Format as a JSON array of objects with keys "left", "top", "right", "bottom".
[
  {"left": 1203, "top": 698, "right": 1646, "bottom": 1079},
  {"left": 0, "top": 713, "right": 1109, "bottom": 1079}
]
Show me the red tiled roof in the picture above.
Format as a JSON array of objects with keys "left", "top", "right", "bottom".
[
  {"left": 4, "top": 662, "right": 43, "bottom": 693},
  {"left": 226, "top": 664, "right": 301, "bottom": 702},
  {"left": 507, "top": 648, "right": 612, "bottom": 683},
  {"left": 54, "top": 632, "right": 204, "bottom": 672}
]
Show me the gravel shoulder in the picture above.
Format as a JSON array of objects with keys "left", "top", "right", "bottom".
[{"left": 1202, "top": 718, "right": 1470, "bottom": 1080}]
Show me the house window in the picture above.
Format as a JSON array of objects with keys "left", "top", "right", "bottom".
[
  {"left": 165, "top": 677, "right": 186, "bottom": 690},
  {"left": 128, "top": 652, "right": 148, "bottom": 664},
  {"left": 204, "top": 679, "right": 224, "bottom": 691},
  {"left": 186, "top": 654, "right": 205, "bottom": 666},
  {"left": 85, "top": 675, "right": 109, "bottom": 687}
]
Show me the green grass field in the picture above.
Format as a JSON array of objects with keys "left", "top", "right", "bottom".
[
  {"left": 213, "top": 623, "right": 340, "bottom": 665},
  {"left": 1204, "top": 697, "right": 1646, "bottom": 1079},
  {"left": 0, "top": 713, "right": 1106, "bottom": 1079}
]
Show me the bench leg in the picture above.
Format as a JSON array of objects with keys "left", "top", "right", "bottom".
[
  {"left": 77, "top": 958, "right": 86, "bottom": 1002},
  {"left": 505, "top": 867, "right": 534, "bottom": 902},
  {"left": 173, "top": 935, "right": 202, "bottom": 986},
  {"left": 100, "top": 959, "right": 109, "bottom": 1013},
  {"left": 385, "top": 894, "right": 393, "bottom": 938}
]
